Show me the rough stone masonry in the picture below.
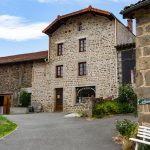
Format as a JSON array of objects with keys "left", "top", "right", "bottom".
[
  {"left": 136, "top": 6, "right": 150, "bottom": 99},
  {"left": 32, "top": 8, "right": 135, "bottom": 112}
]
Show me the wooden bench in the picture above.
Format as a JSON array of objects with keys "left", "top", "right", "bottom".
[{"left": 130, "top": 126, "right": 150, "bottom": 150}]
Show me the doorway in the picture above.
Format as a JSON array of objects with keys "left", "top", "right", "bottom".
[
  {"left": 0, "top": 95, "right": 11, "bottom": 114},
  {"left": 55, "top": 88, "right": 63, "bottom": 112}
]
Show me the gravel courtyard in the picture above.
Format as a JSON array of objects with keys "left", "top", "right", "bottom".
[{"left": 0, "top": 113, "right": 136, "bottom": 150}]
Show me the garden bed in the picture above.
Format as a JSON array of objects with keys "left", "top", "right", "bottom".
[{"left": 0, "top": 115, "right": 17, "bottom": 139}]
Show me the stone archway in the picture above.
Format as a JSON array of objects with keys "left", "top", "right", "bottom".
[{"left": 76, "top": 86, "right": 95, "bottom": 103}]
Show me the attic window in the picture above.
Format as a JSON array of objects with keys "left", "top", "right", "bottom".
[{"left": 77, "top": 22, "right": 82, "bottom": 31}]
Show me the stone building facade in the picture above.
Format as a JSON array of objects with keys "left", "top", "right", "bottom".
[
  {"left": 116, "top": 43, "right": 136, "bottom": 86},
  {"left": 121, "top": 0, "right": 150, "bottom": 100},
  {"left": 32, "top": 6, "right": 135, "bottom": 112},
  {"left": 0, "top": 62, "right": 33, "bottom": 106},
  {"left": 0, "top": 51, "right": 48, "bottom": 108}
]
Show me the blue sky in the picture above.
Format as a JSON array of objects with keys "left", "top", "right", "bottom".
[{"left": 0, "top": 0, "right": 138, "bottom": 57}]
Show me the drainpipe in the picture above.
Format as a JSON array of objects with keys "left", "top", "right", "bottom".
[
  {"left": 115, "top": 19, "right": 119, "bottom": 97},
  {"left": 48, "top": 35, "right": 51, "bottom": 63},
  {"left": 115, "top": 19, "right": 117, "bottom": 45}
]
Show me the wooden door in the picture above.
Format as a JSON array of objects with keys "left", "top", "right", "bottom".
[
  {"left": 121, "top": 49, "right": 135, "bottom": 84},
  {"left": 3, "top": 95, "right": 11, "bottom": 114},
  {"left": 55, "top": 88, "right": 63, "bottom": 112}
]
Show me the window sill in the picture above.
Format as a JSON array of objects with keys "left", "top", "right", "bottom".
[
  {"left": 79, "top": 51, "right": 86, "bottom": 52},
  {"left": 56, "top": 77, "right": 63, "bottom": 78}
]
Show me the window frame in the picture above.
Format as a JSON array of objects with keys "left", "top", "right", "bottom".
[
  {"left": 79, "top": 38, "right": 86, "bottom": 52},
  {"left": 56, "top": 65, "right": 63, "bottom": 78},
  {"left": 78, "top": 62, "right": 86, "bottom": 76},
  {"left": 77, "top": 22, "right": 82, "bottom": 31},
  {"left": 57, "top": 43, "right": 63, "bottom": 56}
]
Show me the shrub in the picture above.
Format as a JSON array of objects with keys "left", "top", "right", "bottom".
[
  {"left": 115, "top": 119, "right": 139, "bottom": 150},
  {"left": 116, "top": 119, "right": 138, "bottom": 138},
  {"left": 118, "top": 84, "right": 137, "bottom": 104},
  {"left": 93, "top": 101, "right": 119, "bottom": 118},
  {"left": 117, "top": 84, "right": 137, "bottom": 115},
  {"left": 20, "top": 91, "right": 31, "bottom": 107},
  {"left": 93, "top": 101, "right": 135, "bottom": 118}
]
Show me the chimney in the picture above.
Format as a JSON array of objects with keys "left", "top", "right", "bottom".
[{"left": 127, "top": 19, "right": 133, "bottom": 32}]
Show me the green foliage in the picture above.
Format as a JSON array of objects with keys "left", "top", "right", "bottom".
[
  {"left": 139, "top": 144, "right": 150, "bottom": 150},
  {"left": 93, "top": 101, "right": 135, "bottom": 118},
  {"left": 116, "top": 119, "right": 138, "bottom": 139},
  {"left": 20, "top": 91, "right": 31, "bottom": 107},
  {"left": 93, "top": 101, "right": 119, "bottom": 118},
  {"left": 0, "top": 115, "right": 17, "bottom": 138},
  {"left": 118, "top": 84, "right": 137, "bottom": 104},
  {"left": 117, "top": 84, "right": 137, "bottom": 115}
]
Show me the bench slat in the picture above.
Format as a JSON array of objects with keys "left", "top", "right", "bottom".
[
  {"left": 139, "top": 126, "right": 150, "bottom": 130},
  {"left": 130, "top": 138, "right": 150, "bottom": 145},
  {"left": 138, "top": 129, "right": 150, "bottom": 134},
  {"left": 137, "top": 134, "right": 150, "bottom": 140},
  {"left": 138, "top": 131, "right": 150, "bottom": 137}
]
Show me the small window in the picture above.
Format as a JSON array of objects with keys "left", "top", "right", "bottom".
[
  {"left": 78, "top": 62, "right": 86, "bottom": 76},
  {"left": 56, "top": 65, "right": 63, "bottom": 78},
  {"left": 79, "top": 38, "right": 86, "bottom": 52},
  {"left": 77, "top": 22, "right": 82, "bottom": 31},
  {"left": 57, "top": 43, "right": 63, "bottom": 56}
]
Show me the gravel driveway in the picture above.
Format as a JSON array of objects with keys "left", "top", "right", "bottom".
[{"left": 0, "top": 113, "right": 136, "bottom": 150}]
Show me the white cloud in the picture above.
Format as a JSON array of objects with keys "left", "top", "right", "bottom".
[{"left": 0, "top": 15, "right": 49, "bottom": 41}]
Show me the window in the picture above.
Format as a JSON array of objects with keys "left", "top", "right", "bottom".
[
  {"left": 56, "top": 65, "right": 63, "bottom": 78},
  {"left": 79, "top": 38, "right": 86, "bottom": 52},
  {"left": 76, "top": 86, "right": 95, "bottom": 103},
  {"left": 77, "top": 22, "right": 82, "bottom": 31},
  {"left": 78, "top": 62, "right": 86, "bottom": 76},
  {"left": 57, "top": 43, "right": 63, "bottom": 56}
]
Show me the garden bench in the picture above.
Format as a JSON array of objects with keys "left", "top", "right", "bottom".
[{"left": 130, "top": 126, "right": 150, "bottom": 150}]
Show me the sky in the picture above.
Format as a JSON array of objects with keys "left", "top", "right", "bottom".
[{"left": 0, "top": 0, "right": 139, "bottom": 57}]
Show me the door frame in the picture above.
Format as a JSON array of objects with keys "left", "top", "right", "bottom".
[
  {"left": 55, "top": 88, "right": 63, "bottom": 112},
  {"left": 0, "top": 94, "right": 11, "bottom": 114}
]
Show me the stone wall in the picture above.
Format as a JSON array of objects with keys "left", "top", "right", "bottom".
[
  {"left": 0, "top": 62, "right": 33, "bottom": 106},
  {"left": 117, "top": 21, "right": 135, "bottom": 45},
  {"left": 32, "top": 62, "right": 53, "bottom": 112},
  {"left": 135, "top": 6, "right": 150, "bottom": 101},
  {"left": 32, "top": 13, "right": 135, "bottom": 112}
]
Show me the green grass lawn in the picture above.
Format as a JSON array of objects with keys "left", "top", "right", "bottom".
[{"left": 0, "top": 115, "right": 17, "bottom": 138}]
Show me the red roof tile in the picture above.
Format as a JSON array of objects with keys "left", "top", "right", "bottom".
[
  {"left": 43, "top": 6, "right": 115, "bottom": 35},
  {"left": 0, "top": 51, "right": 48, "bottom": 64}
]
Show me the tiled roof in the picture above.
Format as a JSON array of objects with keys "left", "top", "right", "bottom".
[
  {"left": 121, "top": 0, "right": 150, "bottom": 18},
  {"left": 43, "top": 5, "right": 115, "bottom": 35},
  {"left": 116, "top": 43, "right": 135, "bottom": 50},
  {"left": 0, "top": 51, "right": 48, "bottom": 64}
]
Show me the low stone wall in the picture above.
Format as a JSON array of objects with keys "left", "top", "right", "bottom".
[
  {"left": 10, "top": 107, "right": 28, "bottom": 114},
  {"left": 138, "top": 104, "right": 150, "bottom": 112},
  {"left": 139, "top": 112, "right": 150, "bottom": 124},
  {"left": 64, "top": 97, "right": 94, "bottom": 117}
]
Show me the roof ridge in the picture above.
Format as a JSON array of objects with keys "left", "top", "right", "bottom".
[
  {"left": 0, "top": 50, "right": 48, "bottom": 59},
  {"left": 0, "top": 51, "right": 48, "bottom": 65}
]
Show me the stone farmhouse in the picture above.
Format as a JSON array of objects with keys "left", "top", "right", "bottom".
[
  {"left": 0, "top": 6, "right": 135, "bottom": 113},
  {"left": 32, "top": 6, "right": 135, "bottom": 112},
  {"left": 0, "top": 51, "right": 48, "bottom": 114}
]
